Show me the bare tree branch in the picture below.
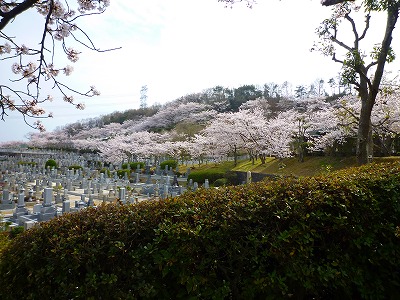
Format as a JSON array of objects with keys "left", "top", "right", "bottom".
[
  {"left": 359, "top": 14, "right": 371, "bottom": 40},
  {"left": 218, "top": 0, "right": 256, "bottom": 8},
  {"left": 330, "top": 35, "right": 353, "bottom": 52},
  {"left": 370, "top": 3, "right": 400, "bottom": 101},
  {"left": 332, "top": 53, "right": 344, "bottom": 64},
  {"left": 0, "top": 0, "right": 115, "bottom": 130},
  {"left": 344, "top": 14, "right": 359, "bottom": 48},
  {"left": 0, "top": 0, "right": 39, "bottom": 31},
  {"left": 321, "top": 0, "right": 354, "bottom": 6}
]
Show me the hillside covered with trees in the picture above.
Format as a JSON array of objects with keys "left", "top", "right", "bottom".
[{"left": 10, "top": 78, "right": 399, "bottom": 166}]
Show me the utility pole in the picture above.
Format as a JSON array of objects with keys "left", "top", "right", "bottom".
[{"left": 140, "top": 85, "right": 148, "bottom": 109}]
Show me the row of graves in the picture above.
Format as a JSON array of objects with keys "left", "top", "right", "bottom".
[{"left": 0, "top": 150, "right": 211, "bottom": 230}]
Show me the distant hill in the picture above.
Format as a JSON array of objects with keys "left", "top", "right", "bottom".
[{"left": 58, "top": 83, "right": 327, "bottom": 139}]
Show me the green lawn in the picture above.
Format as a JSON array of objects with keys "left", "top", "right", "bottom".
[
  {"left": 181, "top": 156, "right": 400, "bottom": 177},
  {"left": 233, "top": 156, "right": 358, "bottom": 177}
]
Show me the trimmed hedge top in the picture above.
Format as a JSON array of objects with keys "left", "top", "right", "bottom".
[
  {"left": 45, "top": 159, "right": 57, "bottom": 169},
  {"left": 0, "top": 162, "right": 400, "bottom": 299}
]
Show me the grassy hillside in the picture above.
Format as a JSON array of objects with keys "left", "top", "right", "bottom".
[
  {"left": 233, "top": 156, "right": 358, "bottom": 177},
  {"left": 183, "top": 156, "right": 400, "bottom": 178}
]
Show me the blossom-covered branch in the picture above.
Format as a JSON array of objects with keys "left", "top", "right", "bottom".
[{"left": 0, "top": 0, "right": 117, "bottom": 131}]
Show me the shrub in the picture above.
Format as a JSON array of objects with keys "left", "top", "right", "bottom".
[
  {"left": 187, "top": 170, "right": 225, "bottom": 185},
  {"left": 1, "top": 162, "right": 400, "bottom": 299},
  {"left": 0, "top": 215, "right": 11, "bottom": 254},
  {"left": 100, "top": 168, "right": 111, "bottom": 177},
  {"left": 213, "top": 178, "right": 229, "bottom": 187},
  {"left": 117, "top": 169, "right": 130, "bottom": 179},
  {"left": 0, "top": 232, "right": 9, "bottom": 256},
  {"left": 130, "top": 162, "right": 145, "bottom": 170},
  {"left": 224, "top": 171, "right": 239, "bottom": 185},
  {"left": 45, "top": 159, "right": 57, "bottom": 169},
  {"left": 68, "top": 165, "right": 83, "bottom": 170},
  {"left": 160, "top": 160, "right": 178, "bottom": 170},
  {"left": 8, "top": 226, "right": 24, "bottom": 239},
  {"left": 87, "top": 160, "right": 102, "bottom": 169}
]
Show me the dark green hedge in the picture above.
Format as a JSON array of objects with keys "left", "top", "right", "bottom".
[
  {"left": 187, "top": 170, "right": 225, "bottom": 185},
  {"left": 45, "top": 159, "right": 57, "bottom": 169},
  {"left": 68, "top": 165, "right": 83, "bottom": 170},
  {"left": 121, "top": 162, "right": 145, "bottom": 170},
  {"left": 160, "top": 160, "right": 178, "bottom": 170},
  {"left": 130, "top": 161, "right": 145, "bottom": 170},
  {"left": 1, "top": 162, "right": 400, "bottom": 299},
  {"left": 213, "top": 178, "right": 229, "bottom": 187},
  {"left": 117, "top": 169, "right": 130, "bottom": 178}
]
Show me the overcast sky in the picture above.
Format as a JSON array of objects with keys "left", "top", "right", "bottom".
[{"left": 0, "top": 0, "right": 397, "bottom": 143}]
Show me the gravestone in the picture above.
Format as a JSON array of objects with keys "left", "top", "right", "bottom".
[
  {"left": 172, "top": 175, "right": 179, "bottom": 187},
  {"left": 119, "top": 188, "right": 126, "bottom": 204},
  {"left": 0, "top": 189, "right": 15, "bottom": 210},
  {"left": 246, "top": 171, "right": 252, "bottom": 184},
  {"left": 163, "top": 185, "right": 168, "bottom": 199},
  {"left": 204, "top": 179, "right": 209, "bottom": 189},
  {"left": 24, "top": 220, "right": 36, "bottom": 230},
  {"left": 13, "top": 188, "right": 29, "bottom": 218},
  {"left": 33, "top": 200, "right": 42, "bottom": 214},
  {"left": 62, "top": 200, "right": 71, "bottom": 213},
  {"left": 27, "top": 189, "right": 34, "bottom": 202},
  {"left": 87, "top": 195, "right": 94, "bottom": 207},
  {"left": 155, "top": 165, "right": 160, "bottom": 176},
  {"left": 38, "top": 188, "right": 57, "bottom": 222},
  {"left": 145, "top": 165, "right": 150, "bottom": 175},
  {"left": 185, "top": 168, "right": 191, "bottom": 178}
]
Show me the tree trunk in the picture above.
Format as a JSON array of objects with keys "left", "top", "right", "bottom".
[
  {"left": 356, "top": 103, "right": 373, "bottom": 165},
  {"left": 356, "top": 4, "right": 399, "bottom": 165},
  {"left": 233, "top": 145, "right": 238, "bottom": 167},
  {"left": 297, "top": 137, "right": 304, "bottom": 163}
]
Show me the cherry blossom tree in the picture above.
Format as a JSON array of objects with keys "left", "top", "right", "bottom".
[
  {"left": 0, "top": 0, "right": 115, "bottom": 130},
  {"left": 264, "top": 115, "right": 294, "bottom": 159},
  {"left": 28, "top": 128, "right": 71, "bottom": 149},
  {"left": 228, "top": 108, "right": 269, "bottom": 164},
  {"left": 96, "top": 139, "right": 127, "bottom": 164},
  {"left": 0, "top": 139, "right": 26, "bottom": 148},
  {"left": 200, "top": 108, "right": 272, "bottom": 164},
  {"left": 239, "top": 97, "right": 270, "bottom": 117},
  {"left": 132, "top": 102, "right": 217, "bottom": 132},
  {"left": 337, "top": 90, "right": 400, "bottom": 156},
  {"left": 268, "top": 98, "right": 345, "bottom": 160},
  {"left": 162, "top": 140, "right": 192, "bottom": 165},
  {"left": 200, "top": 112, "right": 245, "bottom": 165},
  {"left": 96, "top": 131, "right": 171, "bottom": 164},
  {"left": 189, "top": 133, "right": 227, "bottom": 165}
]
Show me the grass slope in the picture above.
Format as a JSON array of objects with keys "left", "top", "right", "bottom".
[
  {"left": 233, "top": 156, "right": 358, "bottom": 177},
  {"left": 184, "top": 156, "right": 400, "bottom": 178}
]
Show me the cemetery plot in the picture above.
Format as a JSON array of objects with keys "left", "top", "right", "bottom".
[{"left": 0, "top": 150, "right": 219, "bottom": 229}]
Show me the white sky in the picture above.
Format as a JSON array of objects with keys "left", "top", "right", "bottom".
[{"left": 0, "top": 0, "right": 397, "bottom": 143}]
